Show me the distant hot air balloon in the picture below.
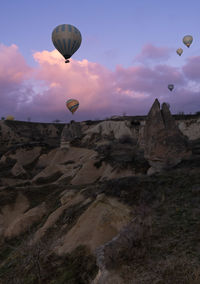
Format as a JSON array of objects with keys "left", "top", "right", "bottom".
[
  {"left": 176, "top": 48, "right": 183, "bottom": 56},
  {"left": 66, "top": 99, "right": 79, "bottom": 114},
  {"left": 52, "top": 24, "right": 82, "bottom": 63},
  {"left": 183, "top": 35, "right": 193, "bottom": 48},
  {"left": 6, "top": 115, "right": 14, "bottom": 120},
  {"left": 168, "top": 84, "right": 174, "bottom": 91}
]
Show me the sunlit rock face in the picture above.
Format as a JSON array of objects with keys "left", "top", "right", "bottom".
[
  {"left": 144, "top": 99, "right": 191, "bottom": 174},
  {"left": 177, "top": 117, "right": 200, "bottom": 140},
  {"left": 54, "top": 194, "right": 132, "bottom": 256}
]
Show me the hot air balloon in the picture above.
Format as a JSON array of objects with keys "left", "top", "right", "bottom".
[
  {"left": 176, "top": 48, "right": 183, "bottom": 56},
  {"left": 168, "top": 84, "right": 174, "bottom": 91},
  {"left": 66, "top": 99, "right": 79, "bottom": 114},
  {"left": 183, "top": 35, "right": 193, "bottom": 48},
  {"left": 6, "top": 115, "right": 14, "bottom": 120},
  {"left": 52, "top": 24, "right": 82, "bottom": 63}
]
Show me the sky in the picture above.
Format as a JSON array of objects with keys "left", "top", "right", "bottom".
[{"left": 0, "top": 0, "right": 200, "bottom": 123}]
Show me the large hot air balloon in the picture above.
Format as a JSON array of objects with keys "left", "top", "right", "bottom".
[
  {"left": 66, "top": 99, "right": 79, "bottom": 114},
  {"left": 52, "top": 24, "right": 82, "bottom": 63},
  {"left": 183, "top": 35, "right": 193, "bottom": 48},
  {"left": 176, "top": 48, "right": 183, "bottom": 56},
  {"left": 168, "top": 84, "right": 174, "bottom": 91}
]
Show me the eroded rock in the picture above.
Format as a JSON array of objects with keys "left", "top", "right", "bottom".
[
  {"left": 54, "top": 195, "right": 132, "bottom": 255},
  {"left": 0, "top": 193, "right": 30, "bottom": 238},
  {"left": 144, "top": 99, "right": 191, "bottom": 174},
  {"left": 4, "top": 202, "right": 46, "bottom": 239},
  {"left": 11, "top": 162, "right": 28, "bottom": 178}
]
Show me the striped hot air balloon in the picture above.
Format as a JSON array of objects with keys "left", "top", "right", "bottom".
[
  {"left": 52, "top": 24, "right": 82, "bottom": 63},
  {"left": 183, "top": 35, "right": 193, "bottom": 48},
  {"left": 176, "top": 48, "right": 183, "bottom": 56},
  {"left": 66, "top": 99, "right": 79, "bottom": 114}
]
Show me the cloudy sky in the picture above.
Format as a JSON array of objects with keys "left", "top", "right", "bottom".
[{"left": 1, "top": 0, "right": 200, "bottom": 122}]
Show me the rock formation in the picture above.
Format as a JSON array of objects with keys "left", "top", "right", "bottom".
[
  {"left": 82, "top": 120, "right": 133, "bottom": 146},
  {"left": 0, "top": 120, "right": 64, "bottom": 155},
  {"left": 144, "top": 99, "right": 191, "bottom": 174},
  {"left": 92, "top": 204, "right": 153, "bottom": 283},
  {"left": 54, "top": 194, "right": 132, "bottom": 256},
  {"left": 0, "top": 103, "right": 200, "bottom": 283},
  {"left": 60, "top": 120, "right": 82, "bottom": 149}
]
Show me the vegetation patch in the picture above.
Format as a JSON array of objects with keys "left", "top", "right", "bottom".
[
  {"left": 96, "top": 169, "right": 200, "bottom": 283},
  {"left": 0, "top": 186, "right": 18, "bottom": 208},
  {"left": 94, "top": 141, "right": 149, "bottom": 173},
  {"left": 0, "top": 241, "right": 98, "bottom": 284}
]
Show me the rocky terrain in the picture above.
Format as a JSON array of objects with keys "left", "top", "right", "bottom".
[{"left": 0, "top": 99, "right": 200, "bottom": 283}]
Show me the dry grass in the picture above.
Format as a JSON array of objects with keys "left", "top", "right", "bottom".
[
  {"left": 0, "top": 237, "right": 98, "bottom": 284},
  {"left": 118, "top": 254, "right": 200, "bottom": 284}
]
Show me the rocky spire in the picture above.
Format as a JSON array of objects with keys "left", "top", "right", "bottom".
[{"left": 144, "top": 99, "right": 191, "bottom": 175}]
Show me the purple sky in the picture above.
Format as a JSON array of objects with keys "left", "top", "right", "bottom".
[{"left": 0, "top": 0, "right": 200, "bottom": 122}]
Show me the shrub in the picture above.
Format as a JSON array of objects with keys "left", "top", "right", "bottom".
[{"left": 118, "top": 135, "right": 136, "bottom": 144}]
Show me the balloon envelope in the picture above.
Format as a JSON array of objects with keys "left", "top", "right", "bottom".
[
  {"left": 183, "top": 35, "right": 193, "bottom": 47},
  {"left": 66, "top": 99, "right": 79, "bottom": 114},
  {"left": 168, "top": 84, "right": 174, "bottom": 91},
  {"left": 52, "top": 24, "right": 82, "bottom": 62},
  {"left": 176, "top": 48, "right": 183, "bottom": 56},
  {"left": 6, "top": 115, "right": 14, "bottom": 120}
]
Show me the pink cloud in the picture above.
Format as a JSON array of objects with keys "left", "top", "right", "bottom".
[
  {"left": 182, "top": 56, "right": 200, "bottom": 81},
  {"left": 32, "top": 50, "right": 114, "bottom": 110},
  {"left": 0, "top": 44, "right": 33, "bottom": 117},
  {"left": 0, "top": 44, "right": 31, "bottom": 83},
  {"left": 0, "top": 44, "right": 199, "bottom": 122},
  {"left": 114, "top": 64, "right": 185, "bottom": 95},
  {"left": 135, "top": 44, "right": 172, "bottom": 62}
]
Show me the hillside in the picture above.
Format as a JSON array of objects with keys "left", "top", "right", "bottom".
[{"left": 0, "top": 100, "right": 200, "bottom": 284}]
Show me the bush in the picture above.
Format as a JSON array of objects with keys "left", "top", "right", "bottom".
[
  {"left": 131, "top": 120, "right": 140, "bottom": 126},
  {"left": 118, "top": 135, "right": 136, "bottom": 144}
]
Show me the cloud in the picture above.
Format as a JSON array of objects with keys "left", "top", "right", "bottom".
[
  {"left": 114, "top": 64, "right": 185, "bottom": 95},
  {"left": 0, "top": 43, "right": 199, "bottom": 122},
  {"left": 0, "top": 44, "right": 31, "bottom": 87},
  {"left": 32, "top": 50, "right": 113, "bottom": 111},
  {"left": 0, "top": 44, "right": 33, "bottom": 116},
  {"left": 134, "top": 43, "right": 172, "bottom": 63},
  {"left": 182, "top": 56, "right": 200, "bottom": 81}
]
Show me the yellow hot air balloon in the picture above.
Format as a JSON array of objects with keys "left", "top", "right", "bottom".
[
  {"left": 6, "top": 115, "right": 14, "bottom": 120},
  {"left": 52, "top": 24, "right": 82, "bottom": 63},
  {"left": 176, "top": 48, "right": 183, "bottom": 56},
  {"left": 66, "top": 99, "right": 79, "bottom": 114},
  {"left": 183, "top": 35, "right": 193, "bottom": 47}
]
